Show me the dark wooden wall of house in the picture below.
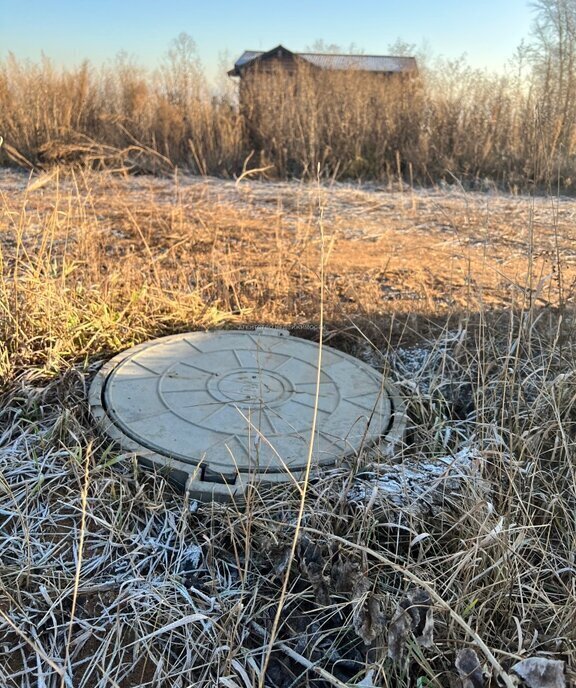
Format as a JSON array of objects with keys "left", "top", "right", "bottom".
[{"left": 241, "top": 48, "right": 297, "bottom": 77}]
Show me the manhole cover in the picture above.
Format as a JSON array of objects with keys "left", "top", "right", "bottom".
[{"left": 89, "top": 328, "right": 406, "bottom": 501}]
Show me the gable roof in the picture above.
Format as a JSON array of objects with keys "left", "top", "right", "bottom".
[{"left": 228, "top": 45, "right": 417, "bottom": 76}]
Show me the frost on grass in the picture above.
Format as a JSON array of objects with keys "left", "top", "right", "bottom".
[
  {"left": 1, "top": 170, "right": 576, "bottom": 685},
  {"left": 1, "top": 334, "right": 575, "bottom": 686},
  {"left": 511, "top": 658, "right": 566, "bottom": 688},
  {"left": 347, "top": 447, "right": 486, "bottom": 517},
  {"left": 0, "top": 373, "right": 231, "bottom": 687}
]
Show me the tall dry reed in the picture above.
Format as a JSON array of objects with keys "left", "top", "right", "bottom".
[{"left": 1, "top": 49, "right": 575, "bottom": 190}]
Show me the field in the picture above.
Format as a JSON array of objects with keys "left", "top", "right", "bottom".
[{"left": 0, "top": 168, "right": 575, "bottom": 687}]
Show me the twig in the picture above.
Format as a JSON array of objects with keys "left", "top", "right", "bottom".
[
  {"left": 235, "top": 150, "right": 274, "bottom": 186},
  {"left": 61, "top": 443, "right": 92, "bottom": 688}
]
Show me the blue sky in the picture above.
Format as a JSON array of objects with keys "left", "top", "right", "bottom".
[{"left": 0, "top": 0, "right": 534, "bottom": 81}]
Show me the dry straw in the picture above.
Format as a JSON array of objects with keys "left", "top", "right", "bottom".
[
  {"left": 1, "top": 47, "right": 575, "bottom": 190},
  {"left": 0, "top": 168, "right": 574, "bottom": 685}
]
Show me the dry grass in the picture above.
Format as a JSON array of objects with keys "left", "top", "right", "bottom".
[
  {"left": 0, "top": 168, "right": 575, "bottom": 687},
  {"left": 1, "top": 50, "right": 576, "bottom": 189}
]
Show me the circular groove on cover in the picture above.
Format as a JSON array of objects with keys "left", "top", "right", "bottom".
[{"left": 89, "top": 329, "right": 406, "bottom": 501}]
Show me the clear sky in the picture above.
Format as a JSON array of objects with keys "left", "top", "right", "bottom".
[{"left": 0, "top": 0, "right": 535, "bottom": 82}]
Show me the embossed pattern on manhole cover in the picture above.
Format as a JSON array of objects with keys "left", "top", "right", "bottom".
[{"left": 89, "top": 329, "right": 406, "bottom": 501}]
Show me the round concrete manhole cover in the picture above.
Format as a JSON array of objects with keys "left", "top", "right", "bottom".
[{"left": 89, "top": 328, "right": 406, "bottom": 501}]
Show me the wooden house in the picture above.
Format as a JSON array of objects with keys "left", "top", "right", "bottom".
[
  {"left": 228, "top": 44, "right": 418, "bottom": 92},
  {"left": 228, "top": 45, "right": 419, "bottom": 171}
]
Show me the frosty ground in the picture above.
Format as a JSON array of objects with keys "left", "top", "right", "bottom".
[{"left": 0, "top": 169, "right": 574, "bottom": 687}]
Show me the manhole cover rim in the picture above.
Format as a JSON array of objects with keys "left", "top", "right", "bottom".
[{"left": 89, "top": 330, "right": 406, "bottom": 500}]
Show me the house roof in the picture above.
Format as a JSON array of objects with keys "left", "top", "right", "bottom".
[
  {"left": 234, "top": 50, "right": 266, "bottom": 69},
  {"left": 299, "top": 53, "right": 416, "bottom": 72},
  {"left": 228, "top": 45, "right": 417, "bottom": 76}
]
